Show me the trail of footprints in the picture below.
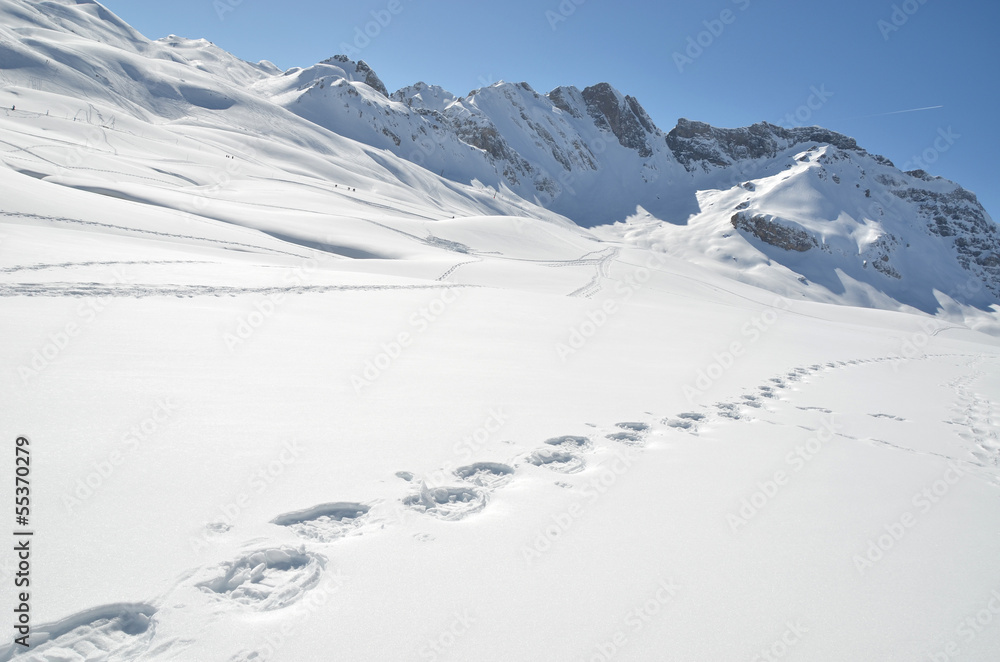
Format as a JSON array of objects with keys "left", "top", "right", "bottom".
[
  {"left": 661, "top": 357, "right": 927, "bottom": 434},
  {"left": 946, "top": 360, "right": 1000, "bottom": 484},
  {"left": 0, "top": 604, "right": 160, "bottom": 662},
  {"left": 7, "top": 352, "right": 987, "bottom": 660}
]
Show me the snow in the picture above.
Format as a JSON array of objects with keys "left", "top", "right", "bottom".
[{"left": 1, "top": 1, "right": 1000, "bottom": 660}]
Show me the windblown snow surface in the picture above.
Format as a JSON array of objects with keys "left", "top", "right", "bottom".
[{"left": 1, "top": 1, "right": 1000, "bottom": 661}]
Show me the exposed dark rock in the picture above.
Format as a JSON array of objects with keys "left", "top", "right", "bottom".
[
  {"left": 906, "top": 169, "right": 937, "bottom": 182},
  {"left": 355, "top": 60, "right": 388, "bottom": 97},
  {"left": 667, "top": 119, "right": 871, "bottom": 172},
  {"left": 889, "top": 186, "right": 1000, "bottom": 296},
  {"left": 322, "top": 55, "right": 388, "bottom": 97},
  {"left": 731, "top": 212, "right": 817, "bottom": 252},
  {"left": 547, "top": 86, "right": 582, "bottom": 118},
  {"left": 581, "top": 83, "right": 654, "bottom": 157}
]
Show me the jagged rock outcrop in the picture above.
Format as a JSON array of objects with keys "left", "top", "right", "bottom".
[
  {"left": 581, "top": 83, "right": 655, "bottom": 157},
  {"left": 730, "top": 212, "right": 817, "bottom": 252},
  {"left": 667, "top": 119, "right": 869, "bottom": 171},
  {"left": 890, "top": 185, "right": 1000, "bottom": 297},
  {"left": 321, "top": 55, "right": 388, "bottom": 97}
]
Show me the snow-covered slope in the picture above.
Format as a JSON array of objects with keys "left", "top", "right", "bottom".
[
  {"left": 1, "top": 0, "right": 997, "bottom": 319},
  {"left": 603, "top": 124, "right": 1000, "bottom": 322},
  {"left": 2, "top": 4, "right": 1000, "bottom": 660}
]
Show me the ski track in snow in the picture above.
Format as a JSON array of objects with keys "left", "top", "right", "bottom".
[
  {"left": 0, "top": 210, "right": 311, "bottom": 258},
  {"left": 566, "top": 247, "right": 619, "bottom": 298},
  {"left": 0, "top": 282, "right": 475, "bottom": 298},
  {"left": 0, "top": 260, "right": 211, "bottom": 273}
]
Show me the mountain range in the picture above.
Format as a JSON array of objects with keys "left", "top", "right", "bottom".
[{"left": 0, "top": 0, "right": 997, "bottom": 321}]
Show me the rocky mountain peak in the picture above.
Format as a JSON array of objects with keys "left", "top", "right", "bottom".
[
  {"left": 581, "top": 83, "right": 657, "bottom": 158},
  {"left": 666, "top": 119, "right": 871, "bottom": 171},
  {"left": 320, "top": 55, "right": 388, "bottom": 97}
]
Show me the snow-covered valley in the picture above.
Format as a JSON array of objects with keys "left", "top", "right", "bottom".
[{"left": 1, "top": 1, "right": 1000, "bottom": 660}]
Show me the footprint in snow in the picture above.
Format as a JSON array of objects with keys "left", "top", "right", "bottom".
[
  {"left": 606, "top": 422, "right": 652, "bottom": 446},
  {"left": 664, "top": 412, "right": 708, "bottom": 431},
  {"left": 525, "top": 448, "right": 586, "bottom": 473},
  {"left": 615, "top": 422, "right": 650, "bottom": 433},
  {"left": 402, "top": 483, "right": 488, "bottom": 521},
  {"left": 606, "top": 431, "right": 644, "bottom": 445},
  {"left": 454, "top": 462, "right": 515, "bottom": 489},
  {"left": 0, "top": 604, "right": 158, "bottom": 662},
  {"left": 198, "top": 548, "right": 324, "bottom": 611},
  {"left": 544, "top": 435, "right": 592, "bottom": 450},
  {"left": 719, "top": 403, "right": 746, "bottom": 420},
  {"left": 665, "top": 419, "right": 696, "bottom": 430},
  {"left": 271, "top": 502, "right": 371, "bottom": 543}
]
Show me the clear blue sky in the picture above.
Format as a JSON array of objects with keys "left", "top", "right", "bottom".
[{"left": 100, "top": 0, "right": 999, "bottom": 221}]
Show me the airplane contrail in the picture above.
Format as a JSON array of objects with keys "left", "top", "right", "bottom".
[
  {"left": 843, "top": 105, "right": 945, "bottom": 121},
  {"left": 872, "top": 105, "right": 945, "bottom": 116}
]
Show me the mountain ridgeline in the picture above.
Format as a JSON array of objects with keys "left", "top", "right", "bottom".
[{"left": 0, "top": 0, "right": 997, "bottom": 312}]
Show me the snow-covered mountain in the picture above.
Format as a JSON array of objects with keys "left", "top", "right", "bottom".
[
  {"left": 4, "top": 2, "right": 998, "bottom": 321},
  {"left": 1, "top": 0, "right": 996, "bottom": 321},
  {"left": 605, "top": 121, "right": 1000, "bottom": 315}
]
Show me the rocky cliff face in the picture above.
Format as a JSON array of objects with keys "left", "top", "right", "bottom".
[
  {"left": 580, "top": 83, "right": 657, "bottom": 158},
  {"left": 258, "top": 57, "right": 680, "bottom": 221},
  {"left": 666, "top": 119, "right": 869, "bottom": 170},
  {"left": 730, "top": 212, "right": 818, "bottom": 253},
  {"left": 887, "top": 176, "right": 1000, "bottom": 298}
]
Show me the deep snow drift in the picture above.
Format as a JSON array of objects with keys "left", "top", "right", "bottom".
[{"left": 1, "top": 1, "right": 1000, "bottom": 660}]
